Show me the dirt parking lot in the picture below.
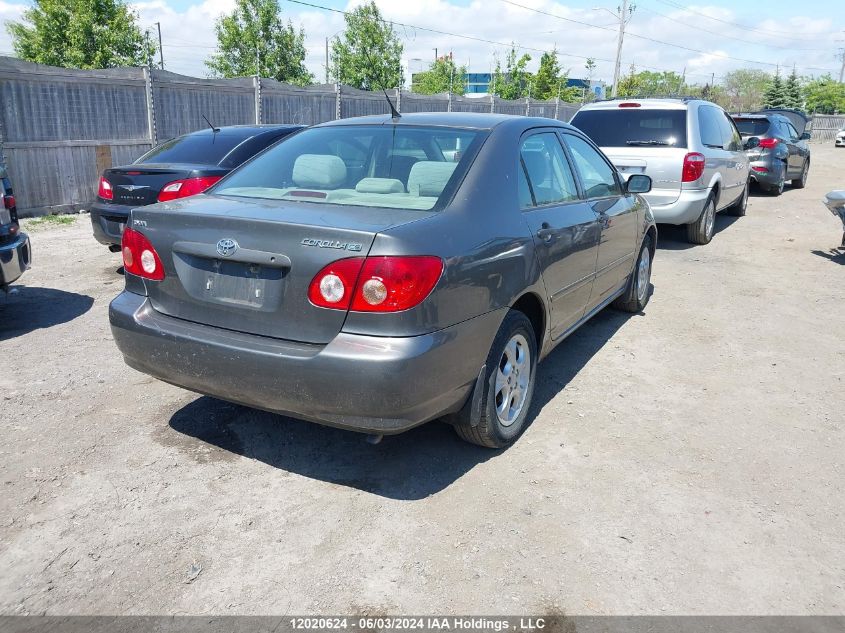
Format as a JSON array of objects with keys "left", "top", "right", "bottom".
[{"left": 1, "top": 144, "right": 843, "bottom": 616}]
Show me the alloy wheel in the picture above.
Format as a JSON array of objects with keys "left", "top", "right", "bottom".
[{"left": 494, "top": 333, "right": 531, "bottom": 427}]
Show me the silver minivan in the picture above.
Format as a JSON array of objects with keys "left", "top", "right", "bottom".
[{"left": 571, "top": 98, "right": 749, "bottom": 244}]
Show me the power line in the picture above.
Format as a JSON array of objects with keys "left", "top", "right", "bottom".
[{"left": 501, "top": 0, "right": 838, "bottom": 74}]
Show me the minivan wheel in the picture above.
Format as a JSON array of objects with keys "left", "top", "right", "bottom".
[
  {"left": 613, "top": 235, "right": 653, "bottom": 313},
  {"left": 726, "top": 182, "right": 749, "bottom": 217},
  {"left": 791, "top": 160, "right": 809, "bottom": 189},
  {"left": 686, "top": 194, "right": 716, "bottom": 245},
  {"left": 452, "top": 310, "right": 538, "bottom": 449}
]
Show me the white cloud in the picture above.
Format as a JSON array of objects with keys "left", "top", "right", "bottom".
[{"left": 0, "top": 1, "right": 27, "bottom": 55}]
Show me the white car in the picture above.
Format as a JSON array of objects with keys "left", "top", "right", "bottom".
[{"left": 835, "top": 126, "right": 845, "bottom": 147}]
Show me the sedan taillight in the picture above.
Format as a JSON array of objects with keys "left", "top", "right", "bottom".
[
  {"left": 308, "top": 256, "right": 443, "bottom": 312},
  {"left": 122, "top": 228, "right": 165, "bottom": 281},
  {"left": 157, "top": 176, "right": 222, "bottom": 202},
  {"left": 758, "top": 138, "right": 780, "bottom": 149},
  {"left": 98, "top": 177, "right": 113, "bottom": 201}
]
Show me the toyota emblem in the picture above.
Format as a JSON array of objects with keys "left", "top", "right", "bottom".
[{"left": 216, "top": 238, "right": 238, "bottom": 257}]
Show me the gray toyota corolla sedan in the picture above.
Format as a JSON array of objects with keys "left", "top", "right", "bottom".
[{"left": 110, "top": 113, "right": 656, "bottom": 448}]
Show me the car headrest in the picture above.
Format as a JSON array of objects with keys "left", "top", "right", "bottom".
[
  {"left": 355, "top": 178, "right": 405, "bottom": 194},
  {"left": 407, "top": 161, "right": 458, "bottom": 197},
  {"left": 292, "top": 154, "right": 347, "bottom": 189}
]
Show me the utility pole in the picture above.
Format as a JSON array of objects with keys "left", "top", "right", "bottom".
[
  {"left": 154, "top": 22, "right": 164, "bottom": 70},
  {"left": 256, "top": 43, "right": 260, "bottom": 77},
  {"left": 838, "top": 48, "right": 845, "bottom": 84},
  {"left": 434, "top": 47, "right": 438, "bottom": 61},
  {"left": 596, "top": 2, "right": 635, "bottom": 98},
  {"left": 325, "top": 38, "right": 330, "bottom": 84}
]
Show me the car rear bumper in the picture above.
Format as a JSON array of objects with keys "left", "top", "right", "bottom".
[
  {"left": 835, "top": 137, "right": 845, "bottom": 147},
  {"left": 109, "top": 291, "right": 503, "bottom": 434},
  {"left": 0, "top": 232, "right": 31, "bottom": 288},
  {"left": 89, "top": 201, "right": 136, "bottom": 246},
  {"left": 747, "top": 158, "right": 784, "bottom": 186},
  {"left": 648, "top": 188, "right": 710, "bottom": 225}
]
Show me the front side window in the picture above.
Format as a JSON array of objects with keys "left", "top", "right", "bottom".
[
  {"left": 519, "top": 133, "right": 579, "bottom": 208},
  {"left": 212, "top": 125, "right": 486, "bottom": 212},
  {"left": 563, "top": 134, "right": 622, "bottom": 199}
]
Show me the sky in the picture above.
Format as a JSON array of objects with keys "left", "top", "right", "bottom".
[{"left": 0, "top": 0, "right": 843, "bottom": 87}]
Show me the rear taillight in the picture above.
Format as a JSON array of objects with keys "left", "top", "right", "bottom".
[
  {"left": 98, "top": 177, "right": 113, "bottom": 201},
  {"left": 157, "top": 176, "right": 222, "bottom": 202},
  {"left": 751, "top": 166, "right": 769, "bottom": 173},
  {"left": 2, "top": 194, "right": 14, "bottom": 209},
  {"left": 758, "top": 138, "right": 779, "bottom": 149},
  {"left": 308, "top": 256, "right": 443, "bottom": 313},
  {"left": 682, "top": 152, "right": 706, "bottom": 182},
  {"left": 122, "top": 227, "right": 165, "bottom": 281}
]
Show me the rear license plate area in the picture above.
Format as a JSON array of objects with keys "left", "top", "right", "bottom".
[{"left": 173, "top": 253, "right": 285, "bottom": 309}]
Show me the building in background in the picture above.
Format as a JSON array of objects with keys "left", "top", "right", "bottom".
[{"left": 463, "top": 73, "right": 606, "bottom": 99}]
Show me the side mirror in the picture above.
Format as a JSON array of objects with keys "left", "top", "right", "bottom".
[
  {"left": 800, "top": 132, "right": 811, "bottom": 141},
  {"left": 626, "top": 174, "right": 652, "bottom": 194},
  {"left": 744, "top": 136, "right": 760, "bottom": 150}
]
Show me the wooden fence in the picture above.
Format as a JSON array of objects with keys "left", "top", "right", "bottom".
[{"left": 0, "top": 57, "right": 580, "bottom": 216}]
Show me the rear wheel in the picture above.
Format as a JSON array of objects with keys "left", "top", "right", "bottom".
[
  {"left": 767, "top": 163, "right": 786, "bottom": 196},
  {"left": 791, "top": 160, "right": 809, "bottom": 189},
  {"left": 452, "top": 310, "right": 538, "bottom": 449},
  {"left": 686, "top": 193, "right": 716, "bottom": 245},
  {"left": 613, "top": 235, "right": 653, "bottom": 313},
  {"left": 726, "top": 181, "right": 749, "bottom": 217}
]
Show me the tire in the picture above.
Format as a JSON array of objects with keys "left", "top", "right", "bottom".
[
  {"left": 686, "top": 193, "right": 716, "bottom": 245},
  {"left": 613, "top": 235, "right": 653, "bottom": 313},
  {"left": 452, "top": 310, "right": 538, "bottom": 448},
  {"left": 725, "top": 181, "right": 749, "bottom": 217},
  {"left": 767, "top": 163, "right": 785, "bottom": 196},
  {"left": 791, "top": 160, "right": 809, "bottom": 189}
]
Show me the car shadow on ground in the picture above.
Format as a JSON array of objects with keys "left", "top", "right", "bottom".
[
  {"left": 0, "top": 286, "right": 94, "bottom": 341},
  {"left": 811, "top": 248, "right": 845, "bottom": 265},
  {"left": 168, "top": 302, "right": 639, "bottom": 500},
  {"left": 655, "top": 215, "right": 741, "bottom": 251}
]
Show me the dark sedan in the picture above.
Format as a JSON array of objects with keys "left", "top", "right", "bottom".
[
  {"left": 0, "top": 164, "right": 31, "bottom": 292},
  {"left": 90, "top": 124, "right": 304, "bottom": 250},
  {"left": 109, "top": 113, "right": 656, "bottom": 448},
  {"left": 733, "top": 109, "right": 810, "bottom": 196}
]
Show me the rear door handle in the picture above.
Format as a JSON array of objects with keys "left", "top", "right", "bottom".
[{"left": 536, "top": 224, "right": 554, "bottom": 243}]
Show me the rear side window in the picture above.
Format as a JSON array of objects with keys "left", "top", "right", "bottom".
[
  {"left": 571, "top": 109, "right": 687, "bottom": 148},
  {"left": 137, "top": 132, "right": 250, "bottom": 165},
  {"left": 733, "top": 118, "right": 771, "bottom": 137},
  {"left": 699, "top": 106, "right": 725, "bottom": 148}
]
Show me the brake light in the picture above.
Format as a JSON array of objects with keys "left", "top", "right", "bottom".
[
  {"left": 751, "top": 166, "right": 769, "bottom": 173},
  {"left": 2, "top": 194, "right": 14, "bottom": 209},
  {"left": 308, "top": 256, "right": 443, "bottom": 312},
  {"left": 682, "top": 152, "right": 706, "bottom": 182},
  {"left": 758, "top": 138, "right": 779, "bottom": 149},
  {"left": 618, "top": 102, "right": 641, "bottom": 108},
  {"left": 157, "top": 176, "right": 222, "bottom": 202},
  {"left": 98, "top": 177, "right": 113, "bottom": 201},
  {"left": 122, "top": 227, "right": 165, "bottom": 281}
]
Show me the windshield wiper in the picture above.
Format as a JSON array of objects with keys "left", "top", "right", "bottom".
[{"left": 626, "top": 140, "right": 671, "bottom": 146}]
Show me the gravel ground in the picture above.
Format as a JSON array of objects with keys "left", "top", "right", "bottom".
[{"left": 1, "top": 144, "right": 843, "bottom": 616}]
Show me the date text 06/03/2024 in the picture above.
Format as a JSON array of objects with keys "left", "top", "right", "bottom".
[{"left": 288, "top": 617, "right": 549, "bottom": 631}]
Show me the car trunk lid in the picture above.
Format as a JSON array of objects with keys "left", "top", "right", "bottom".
[
  {"left": 131, "top": 195, "right": 428, "bottom": 344},
  {"left": 104, "top": 165, "right": 226, "bottom": 206}
]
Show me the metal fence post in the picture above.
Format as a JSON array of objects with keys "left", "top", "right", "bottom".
[
  {"left": 448, "top": 91, "right": 452, "bottom": 113},
  {"left": 335, "top": 83, "right": 342, "bottom": 120},
  {"left": 253, "top": 76, "right": 262, "bottom": 124},
  {"left": 525, "top": 97, "right": 530, "bottom": 117},
  {"left": 490, "top": 95, "right": 495, "bottom": 114},
  {"left": 554, "top": 96, "right": 560, "bottom": 120},
  {"left": 396, "top": 87, "right": 401, "bottom": 113},
  {"left": 144, "top": 66, "right": 158, "bottom": 146}
]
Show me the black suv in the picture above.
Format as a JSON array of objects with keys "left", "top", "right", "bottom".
[
  {"left": 0, "top": 164, "right": 31, "bottom": 292},
  {"left": 90, "top": 124, "right": 304, "bottom": 250},
  {"left": 731, "top": 109, "right": 810, "bottom": 196}
]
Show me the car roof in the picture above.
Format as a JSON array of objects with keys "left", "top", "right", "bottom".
[
  {"left": 182, "top": 124, "right": 305, "bottom": 139},
  {"left": 577, "top": 98, "right": 699, "bottom": 111},
  {"left": 314, "top": 112, "right": 578, "bottom": 132}
]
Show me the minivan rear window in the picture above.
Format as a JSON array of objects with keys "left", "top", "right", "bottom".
[
  {"left": 732, "top": 118, "right": 771, "bottom": 137},
  {"left": 571, "top": 109, "right": 687, "bottom": 148}
]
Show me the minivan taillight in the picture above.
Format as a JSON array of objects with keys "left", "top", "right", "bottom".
[
  {"left": 98, "top": 177, "right": 113, "bottom": 200},
  {"left": 308, "top": 256, "right": 443, "bottom": 312},
  {"left": 122, "top": 227, "right": 165, "bottom": 281},
  {"left": 2, "top": 194, "right": 14, "bottom": 209},
  {"left": 682, "top": 152, "right": 706, "bottom": 182},
  {"left": 157, "top": 176, "right": 222, "bottom": 202},
  {"left": 758, "top": 138, "right": 779, "bottom": 149}
]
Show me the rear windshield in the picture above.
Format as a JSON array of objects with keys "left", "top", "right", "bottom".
[
  {"left": 212, "top": 125, "right": 486, "bottom": 211},
  {"left": 136, "top": 132, "right": 249, "bottom": 166},
  {"left": 732, "top": 118, "right": 771, "bottom": 137},
  {"left": 571, "top": 109, "right": 687, "bottom": 148}
]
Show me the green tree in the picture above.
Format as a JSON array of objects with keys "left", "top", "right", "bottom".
[
  {"left": 491, "top": 46, "right": 531, "bottom": 100},
  {"left": 721, "top": 68, "right": 770, "bottom": 112},
  {"left": 529, "top": 49, "right": 579, "bottom": 102},
  {"left": 784, "top": 68, "right": 803, "bottom": 110},
  {"left": 206, "top": 0, "right": 311, "bottom": 84},
  {"left": 6, "top": 0, "right": 151, "bottom": 69},
  {"left": 331, "top": 1, "right": 403, "bottom": 90},
  {"left": 763, "top": 72, "right": 788, "bottom": 109},
  {"left": 803, "top": 75, "right": 845, "bottom": 114},
  {"left": 616, "top": 67, "right": 687, "bottom": 98},
  {"left": 413, "top": 56, "right": 467, "bottom": 95},
  {"left": 583, "top": 57, "right": 597, "bottom": 103}
]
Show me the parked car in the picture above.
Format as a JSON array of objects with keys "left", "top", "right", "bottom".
[
  {"left": 90, "top": 124, "right": 304, "bottom": 250},
  {"left": 110, "top": 113, "right": 657, "bottom": 448},
  {"left": 0, "top": 164, "right": 31, "bottom": 292},
  {"left": 731, "top": 109, "right": 811, "bottom": 196},
  {"left": 570, "top": 98, "right": 749, "bottom": 245},
  {"left": 835, "top": 125, "right": 845, "bottom": 148}
]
